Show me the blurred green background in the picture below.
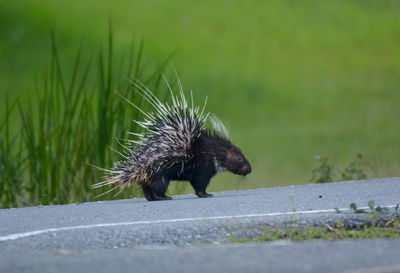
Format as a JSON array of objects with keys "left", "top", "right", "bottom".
[{"left": 1, "top": 0, "right": 399, "bottom": 207}]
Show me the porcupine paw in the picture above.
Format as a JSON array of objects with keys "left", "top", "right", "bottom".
[
  {"left": 152, "top": 194, "right": 173, "bottom": 201},
  {"left": 142, "top": 185, "right": 156, "bottom": 201},
  {"left": 196, "top": 191, "right": 213, "bottom": 198},
  {"left": 144, "top": 193, "right": 155, "bottom": 201}
]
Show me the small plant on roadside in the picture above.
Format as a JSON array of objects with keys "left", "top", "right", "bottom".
[
  {"left": 367, "top": 200, "right": 389, "bottom": 214},
  {"left": 349, "top": 202, "right": 366, "bottom": 213},
  {"left": 394, "top": 204, "right": 400, "bottom": 218},
  {"left": 347, "top": 200, "right": 400, "bottom": 229},
  {"left": 311, "top": 155, "right": 336, "bottom": 183},
  {"left": 349, "top": 200, "right": 391, "bottom": 214},
  {"left": 288, "top": 195, "right": 298, "bottom": 224},
  {"left": 341, "top": 153, "right": 367, "bottom": 181}
]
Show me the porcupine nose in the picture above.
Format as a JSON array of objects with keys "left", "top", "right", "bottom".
[{"left": 240, "top": 163, "right": 252, "bottom": 176}]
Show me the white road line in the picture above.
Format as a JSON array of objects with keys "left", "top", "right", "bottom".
[{"left": 0, "top": 205, "right": 397, "bottom": 242}]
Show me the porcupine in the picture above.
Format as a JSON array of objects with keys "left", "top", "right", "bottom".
[{"left": 93, "top": 78, "right": 251, "bottom": 201}]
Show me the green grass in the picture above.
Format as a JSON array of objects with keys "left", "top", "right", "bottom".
[
  {"left": 0, "top": 28, "right": 176, "bottom": 207},
  {"left": 232, "top": 222, "right": 400, "bottom": 243},
  {"left": 1, "top": 1, "right": 400, "bottom": 207},
  {"left": 231, "top": 218, "right": 400, "bottom": 243}
]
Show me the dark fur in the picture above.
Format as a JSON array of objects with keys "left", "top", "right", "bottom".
[{"left": 143, "top": 131, "right": 251, "bottom": 201}]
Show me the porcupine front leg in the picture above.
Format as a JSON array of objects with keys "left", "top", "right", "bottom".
[
  {"left": 151, "top": 175, "right": 173, "bottom": 200},
  {"left": 190, "top": 175, "right": 213, "bottom": 198},
  {"left": 141, "top": 184, "right": 155, "bottom": 201}
]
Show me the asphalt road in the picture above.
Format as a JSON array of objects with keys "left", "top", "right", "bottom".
[
  {"left": 1, "top": 239, "right": 400, "bottom": 273},
  {"left": 0, "top": 177, "right": 399, "bottom": 272}
]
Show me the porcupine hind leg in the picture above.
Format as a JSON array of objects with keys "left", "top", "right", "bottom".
[
  {"left": 151, "top": 175, "right": 173, "bottom": 200},
  {"left": 190, "top": 175, "right": 213, "bottom": 198}
]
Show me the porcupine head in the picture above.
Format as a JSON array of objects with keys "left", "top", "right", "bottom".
[{"left": 93, "top": 77, "right": 251, "bottom": 201}]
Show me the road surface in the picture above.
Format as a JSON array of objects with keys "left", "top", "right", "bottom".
[{"left": 0, "top": 177, "right": 399, "bottom": 272}]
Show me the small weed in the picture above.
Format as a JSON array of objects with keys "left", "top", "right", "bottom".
[
  {"left": 368, "top": 200, "right": 375, "bottom": 211},
  {"left": 311, "top": 155, "right": 336, "bottom": 183},
  {"left": 225, "top": 226, "right": 235, "bottom": 233},
  {"left": 289, "top": 195, "right": 298, "bottom": 224},
  {"left": 349, "top": 203, "right": 366, "bottom": 213},
  {"left": 349, "top": 200, "right": 393, "bottom": 216},
  {"left": 341, "top": 153, "right": 367, "bottom": 181},
  {"left": 228, "top": 233, "right": 236, "bottom": 242},
  {"left": 367, "top": 200, "right": 389, "bottom": 214},
  {"left": 394, "top": 204, "right": 400, "bottom": 218},
  {"left": 336, "top": 220, "right": 344, "bottom": 228}
]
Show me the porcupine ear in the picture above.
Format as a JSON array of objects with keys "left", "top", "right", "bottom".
[{"left": 209, "top": 114, "right": 230, "bottom": 139}]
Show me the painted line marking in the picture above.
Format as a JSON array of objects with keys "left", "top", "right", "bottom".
[{"left": 0, "top": 204, "right": 397, "bottom": 242}]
